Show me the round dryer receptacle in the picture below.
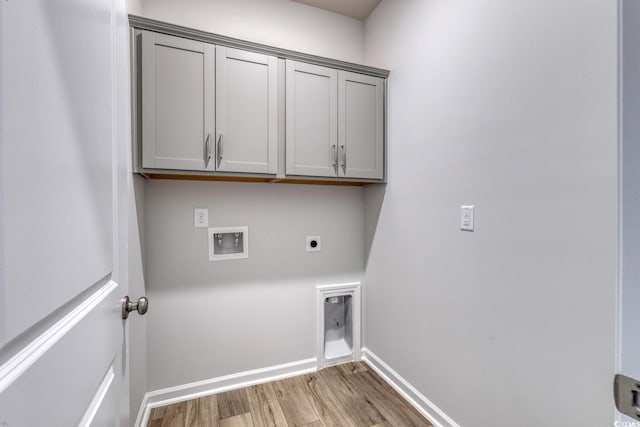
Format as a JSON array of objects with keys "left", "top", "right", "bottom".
[{"left": 306, "top": 235, "right": 321, "bottom": 252}]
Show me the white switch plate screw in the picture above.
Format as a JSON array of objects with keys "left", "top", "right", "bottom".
[
  {"left": 461, "top": 206, "right": 474, "bottom": 231},
  {"left": 306, "top": 236, "right": 321, "bottom": 252},
  {"left": 194, "top": 208, "right": 208, "bottom": 228}
]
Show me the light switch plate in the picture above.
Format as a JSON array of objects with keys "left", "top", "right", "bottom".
[
  {"left": 461, "top": 205, "right": 474, "bottom": 231},
  {"left": 194, "top": 208, "right": 208, "bottom": 228}
]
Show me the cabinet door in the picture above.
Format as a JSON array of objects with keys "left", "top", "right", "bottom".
[
  {"left": 216, "top": 47, "right": 278, "bottom": 174},
  {"left": 286, "top": 60, "right": 338, "bottom": 177},
  {"left": 338, "top": 71, "right": 384, "bottom": 179},
  {"left": 141, "top": 31, "right": 215, "bottom": 170}
]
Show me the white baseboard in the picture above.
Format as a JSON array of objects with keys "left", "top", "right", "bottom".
[
  {"left": 361, "top": 347, "right": 460, "bottom": 427},
  {"left": 135, "top": 350, "right": 458, "bottom": 427},
  {"left": 134, "top": 357, "right": 317, "bottom": 427}
]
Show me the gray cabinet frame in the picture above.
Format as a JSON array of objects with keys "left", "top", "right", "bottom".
[
  {"left": 141, "top": 31, "right": 215, "bottom": 171},
  {"left": 130, "top": 15, "right": 389, "bottom": 184}
]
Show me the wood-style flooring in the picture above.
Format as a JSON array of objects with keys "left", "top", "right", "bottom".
[{"left": 148, "top": 362, "right": 433, "bottom": 427}]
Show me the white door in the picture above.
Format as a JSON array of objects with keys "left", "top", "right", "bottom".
[
  {"left": 286, "top": 60, "right": 338, "bottom": 177},
  {"left": 216, "top": 47, "right": 278, "bottom": 174},
  {"left": 0, "top": 0, "right": 132, "bottom": 425},
  {"left": 616, "top": 0, "right": 640, "bottom": 423},
  {"left": 141, "top": 31, "right": 215, "bottom": 171},
  {"left": 337, "top": 71, "right": 384, "bottom": 180}
]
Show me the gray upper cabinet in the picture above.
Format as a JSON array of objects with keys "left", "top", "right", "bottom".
[
  {"left": 338, "top": 71, "right": 384, "bottom": 180},
  {"left": 286, "top": 60, "right": 385, "bottom": 180},
  {"left": 141, "top": 31, "right": 215, "bottom": 171},
  {"left": 216, "top": 47, "right": 278, "bottom": 174},
  {"left": 134, "top": 18, "right": 388, "bottom": 183},
  {"left": 286, "top": 61, "right": 338, "bottom": 177}
]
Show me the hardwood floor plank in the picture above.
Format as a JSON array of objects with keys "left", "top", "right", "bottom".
[
  {"left": 159, "top": 410, "right": 185, "bottom": 427},
  {"left": 199, "top": 394, "right": 220, "bottom": 427},
  {"left": 200, "top": 407, "right": 214, "bottom": 427},
  {"left": 335, "top": 361, "right": 368, "bottom": 376},
  {"left": 292, "top": 373, "right": 350, "bottom": 427},
  {"left": 185, "top": 398, "right": 204, "bottom": 426},
  {"left": 317, "top": 368, "right": 386, "bottom": 426},
  {"left": 295, "top": 372, "right": 359, "bottom": 427},
  {"left": 272, "top": 376, "right": 320, "bottom": 426},
  {"left": 150, "top": 405, "right": 167, "bottom": 420},
  {"left": 347, "top": 371, "right": 431, "bottom": 427},
  {"left": 219, "top": 412, "right": 254, "bottom": 427},
  {"left": 218, "top": 389, "right": 251, "bottom": 419},
  {"left": 246, "top": 382, "right": 289, "bottom": 427},
  {"left": 158, "top": 401, "right": 187, "bottom": 427},
  {"left": 365, "top": 368, "right": 431, "bottom": 423}
]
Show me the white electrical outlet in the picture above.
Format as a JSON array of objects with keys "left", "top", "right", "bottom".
[
  {"left": 194, "top": 208, "right": 208, "bottom": 228},
  {"left": 306, "top": 236, "right": 321, "bottom": 252},
  {"left": 461, "top": 206, "right": 474, "bottom": 231}
]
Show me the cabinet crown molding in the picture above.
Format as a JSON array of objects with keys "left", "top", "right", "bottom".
[{"left": 129, "top": 15, "right": 390, "bottom": 79}]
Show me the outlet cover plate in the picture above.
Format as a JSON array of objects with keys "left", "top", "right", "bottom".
[
  {"left": 306, "top": 236, "right": 321, "bottom": 252},
  {"left": 461, "top": 205, "right": 474, "bottom": 231},
  {"left": 194, "top": 208, "right": 208, "bottom": 228}
]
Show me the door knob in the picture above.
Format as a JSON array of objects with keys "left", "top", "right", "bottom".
[{"left": 121, "top": 296, "right": 149, "bottom": 319}]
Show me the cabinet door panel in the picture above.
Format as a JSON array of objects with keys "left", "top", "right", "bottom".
[
  {"left": 141, "top": 31, "right": 214, "bottom": 170},
  {"left": 216, "top": 47, "right": 278, "bottom": 174},
  {"left": 286, "top": 61, "right": 338, "bottom": 177},
  {"left": 338, "top": 71, "right": 384, "bottom": 179}
]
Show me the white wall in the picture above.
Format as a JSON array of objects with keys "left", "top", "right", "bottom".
[
  {"left": 145, "top": 181, "right": 363, "bottom": 389},
  {"left": 363, "top": 1, "right": 618, "bottom": 426},
  {"left": 128, "top": 175, "right": 147, "bottom": 421},
  {"left": 128, "top": 0, "right": 143, "bottom": 16},
  {"left": 142, "top": 0, "right": 365, "bottom": 63},
  {"left": 620, "top": 0, "right": 640, "bottom": 396}
]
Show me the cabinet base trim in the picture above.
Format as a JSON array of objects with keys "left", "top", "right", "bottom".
[{"left": 144, "top": 173, "right": 382, "bottom": 186}]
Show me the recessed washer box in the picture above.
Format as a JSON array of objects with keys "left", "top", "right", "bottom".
[{"left": 208, "top": 226, "right": 249, "bottom": 261}]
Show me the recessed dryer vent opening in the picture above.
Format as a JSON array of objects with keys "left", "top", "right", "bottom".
[
  {"left": 317, "top": 283, "right": 361, "bottom": 369},
  {"left": 324, "top": 295, "right": 353, "bottom": 360}
]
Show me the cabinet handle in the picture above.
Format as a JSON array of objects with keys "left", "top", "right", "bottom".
[
  {"left": 340, "top": 144, "right": 346, "bottom": 174},
  {"left": 204, "top": 133, "right": 212, "bottom": 168},
  {"left": 217, "top": 134, "right": 223, "bottom": 167},
  {"left": 331, "top": 144, "right": 338, "bottom": 175}
]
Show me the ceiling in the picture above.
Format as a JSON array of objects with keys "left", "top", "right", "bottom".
[{"left": 291, "top": 0, "right": 382, "bottom": 20}]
